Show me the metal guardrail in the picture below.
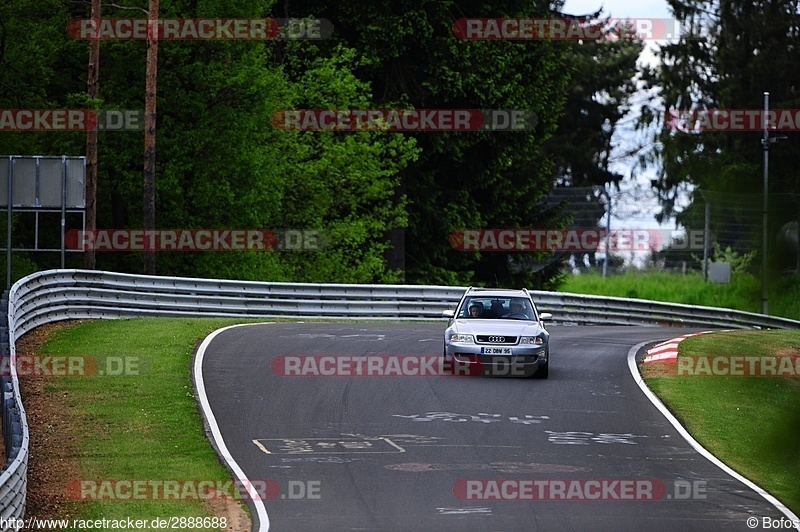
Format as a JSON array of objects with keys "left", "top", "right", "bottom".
[
  {"left": 0, "top": 290, "right": 27, "bottom": 527},
  {"left": 2, "top": 269, "right": 799, "bottom": 526}
]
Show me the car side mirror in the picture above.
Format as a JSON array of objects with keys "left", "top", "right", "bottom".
[
  {"left": 539, "top": 312, "right": 552, "bottom": 321},
  {"left": 442, "top": 309, "right": 455, "bottom": 318}
]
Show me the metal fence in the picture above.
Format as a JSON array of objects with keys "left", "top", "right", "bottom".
[
  {"left": 2, "top": 269, "right": 799, "bottom": 527},
  {"left": 542, "top": 186, "right": 800, "bottom": 276}
]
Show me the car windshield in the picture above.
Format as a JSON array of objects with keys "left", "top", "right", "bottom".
[{"left": 459, "top": 296, "right": 535, "bottom": 320}]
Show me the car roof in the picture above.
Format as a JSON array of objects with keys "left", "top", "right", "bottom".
[{"left": 465, "top": 288, "right": 530, "bottom": 298}]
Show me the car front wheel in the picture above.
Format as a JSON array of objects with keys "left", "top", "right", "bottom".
[{"left": 533, "top": 348, "right": 549, "bottom": 379}]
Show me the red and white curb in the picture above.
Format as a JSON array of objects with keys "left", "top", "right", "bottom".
[{"left": 643, "top": 331, "right": 714, "bottom": 363}]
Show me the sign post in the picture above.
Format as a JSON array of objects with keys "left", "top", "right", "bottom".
[{"left": 1, "top": 156, "right": 86, "bottom": 289}]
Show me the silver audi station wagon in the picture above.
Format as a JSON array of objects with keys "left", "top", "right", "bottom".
[{"left": 443, "top": 287, "right": 552, "bottom": 378}]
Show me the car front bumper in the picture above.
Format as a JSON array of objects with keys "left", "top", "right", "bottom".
[{"left": 445, "top": 344, "right": 547, "bottom": 376}]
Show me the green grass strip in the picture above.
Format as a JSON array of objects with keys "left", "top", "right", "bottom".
[
  {"left": 644, "top": 329, "right": 800, "bottom": 514},
  {"left": 560, "top": 271, "right": 800, "bottom": 320},
  {"left": 38, "top": 318, "right": 262, "bottom": 530}
]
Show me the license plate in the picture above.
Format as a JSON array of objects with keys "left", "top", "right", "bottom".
[{"left": 481, "top": 348, "right": 512, "bottom": 354}]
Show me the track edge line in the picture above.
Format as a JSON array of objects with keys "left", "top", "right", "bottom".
[
  {"left": 627, "top": 339, "right": 800, "bottom": 530},
  {"left": 193, "top": 323, "right": 271, "bottom": 532}
]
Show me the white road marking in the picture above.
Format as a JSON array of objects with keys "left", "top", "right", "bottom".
[
  {"left": 628, "top": 339, "right": 800, "bottom": 530},
  {"left": 393, "top": 412, "right": 548, "bottom": 424},
  {"left": 252, "top": 437, "right": 406, "bottom": 455},
  {"left": 194, "top": 323, "right": 271, "bottom": 532},
  {"left": 339, "top": 334, "right": 385, "bottom": 340},
  {"left": 253, "top": 439, "right": 271, "bottom": 454},
  {"left": 436, "top": 507, "right": 492, "bottom": 515}
]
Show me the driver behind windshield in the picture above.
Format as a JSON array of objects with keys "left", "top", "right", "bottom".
[{"left": 503, "top": 300, "right": 531, "bottom": 319}]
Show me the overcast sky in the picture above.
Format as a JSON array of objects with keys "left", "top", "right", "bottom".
[
  {"left": 562, "top": 0, "right": 672, "bottom": 65},
  {"left": 562, "top": 0, "right": 671, "bottom": 19}
]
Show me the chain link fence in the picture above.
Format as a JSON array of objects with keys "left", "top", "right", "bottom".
[{"left": 538, "top": 187, "right": 800, "bottom": 278}]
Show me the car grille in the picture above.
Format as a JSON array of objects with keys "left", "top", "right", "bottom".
[{"left": 476, "top": 335, "right": 517, "bottom": 344}]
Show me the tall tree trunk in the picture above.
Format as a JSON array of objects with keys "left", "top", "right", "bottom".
[
  {"left": 84, "top": 0, "right": 100, "bottom": 270},
  {"left": 143, "top": 0, "right": 159, "bottom": 274}
]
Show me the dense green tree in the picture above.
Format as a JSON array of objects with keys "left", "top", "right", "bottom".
[
  {"left": 0, "top": 0, "right": 419, "bottom": 282},
  {"left": 634, "top": 0, "right": 800, "bottom": 277},
  {"left": 547, "top": 19, "right": 643, "bottom": 189},
  {"left": 0, "top": 0, "right": 645, "bottom": 286},
  {"left": 639, "top": 0, "right": 800, "bottom": 219},
  {"left": 545, "top": 15, "right": 643, "bottom": 275},
  {"left": 0, "top": 0, "right": 86, "bottom": 155},
  {"left": 278, "top": 0, "right": 581, "bottom": 288}
]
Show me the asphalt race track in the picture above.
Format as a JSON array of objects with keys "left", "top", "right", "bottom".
[{"left": 197, "top": 323, "right": 793, "bottom": 531}]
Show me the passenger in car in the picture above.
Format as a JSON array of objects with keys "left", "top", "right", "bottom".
[{"left": 469, "top": 302, "right": 484, "bottom": 317}]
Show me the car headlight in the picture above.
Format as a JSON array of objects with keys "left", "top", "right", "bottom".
[
  {"left": 520, "top": 336, "right": 544, "bottom": 345},
  {"left": 449, "top": 333, "right": 474, "bottom": 343}
]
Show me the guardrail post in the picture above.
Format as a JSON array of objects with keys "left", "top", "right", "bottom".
[{"left": 700, "top": 190, "right": 711, "bottom": 281}]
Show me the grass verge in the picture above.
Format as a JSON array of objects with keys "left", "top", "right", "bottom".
[
  {"left": 642, "top": 329, "right": 800, "bottom": 514},
  {"left": 24, "top": 318, "right": 263, "bottom": 530},
  {"left": 560, "top": 271, "right": 800, "bottom": 320}
]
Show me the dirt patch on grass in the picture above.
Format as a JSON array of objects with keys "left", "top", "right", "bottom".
[
  {"left": 640, "top": 359, "right": 680, "bottom": 379},
  {"left": 203, "top": 492, "right": 252, "bottom": 532},
  {"left": 17, "top": 320, "right": 83, "bottom": 521}
]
